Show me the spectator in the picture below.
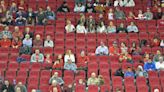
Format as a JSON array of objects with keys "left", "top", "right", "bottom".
[
  {"left": 153, "top": 50, "right": 162, "bottom": 62},
  {"left": 85, "top": 2, "right": 95, "bottom": 13},
  {"left": 93, "top": 0, "right": 105, "bottom": 13},
  {"left": 12, "top": 37, "right": 22, "bottom": 48},
  {"left": 44, "top": 35, "right": 54, "bottom": 47},
  {"left": 0, "top": 35, "right": 11, "bottom": 48},
  {"left": 86, "top": 16, "right": 96, "bottom": 32},
  {"left": 57, "top": 1, "right": 70, "bottom": 13},
  {"left": 76, "top": 22, "right": 87, "bottom": 33},
  {"left": 64, "top": 59, "right": 77, "bottom": 72},
  {"left": 117, "top": 23, "right": 127, "bottom": 33},
  {"left": 64, "top": 50, "right": 75, "bottom": 63},
  {"left": 124, "top": 67, "right": 135, "bottom": 77},
  {"left": 45, "top": 6, "right": 55, "bottom": 20},
  {"left": 74, "top": 78, "right": 85, "bottom": 86},
  {"left": 0, "top": 26, "right": 12, "bottom": 39},
  {"left": 116, "top": 88, "right": 122, "bottom": 92},
  {"left": 12, "top": 26, "right": 23, "bottom": 39},
  {"left": 109, "top": 41, "right": 120, "bottom": 56},
  {"left": 49, "top": 80, "right": 61, "bottom": 92},
  {"left": 18, "top": 0, "right": 27, "bottom": 11},
  {"left": 0, "top": 0, "right": 7, "bottom": 12},
  {"left": 23, "top": 27, "right": 33, "bottom": 38},
  {"left": 160, "top": 40, "right": 164, "bottom": 47},
  {"left": 44, "top": 54, "right": 52, "bottom": 64},
  {"left": 15, "top": 15, "right": 26, "bottom": 26},
  {"left": 15, "top": 82, "right": 27, "bottom": 92},
  {"left": 16, "top": 7, "right": 26, "bottom": 18},
  {"left": 2, "top": 80, "right": 15, "bottom": 92},
  {"left": 135, "top": 65, "right": 148, "bottom": 77},
  {"left": 75, "top": 0, "right": 86, "bottom": 3},
  {"left": 78, "top": 13, "right": 86, "bottom": 24},
  {"left": 123, "top": 0, "right": 135, "bottom": 7},
  {"left": 105, "top": 0, "right": 112, "bottom": 6},
  {"left": 158, "top": 15, "right": 164, "bottom": 27},
  {"left": 9, "top": 2, "right": 17, "bottom": 13},
  {"left": 26, "top": 7, "right": 35, "bottom": 25},
  {"left": 65, "top": 20, "right": 75, "bottom": 33},
  {"left": 5, "top": 10, "right": 14, "bottom": 25},
  {"left": 154, "top": 8, "right": 163, "bottom": 19},
  {"left": 108, "top": 8, "right": 114, "bottom": 20},
  {"left": 95, "top": 41, "right": 109, "bottom": 56},
  {"left": 151, "top": 37, "right": 160, "bottom": 47},
  {"left": 107, "top": 21, "right": 116, "bottom": 33},
  {"left": 97, "top": 75, "right": 104, "bottom": 86},
  {"left": 119, "top": 51, "right": 132, "bottom": 63},
  {"left": 22, "top": 34, "right": 32, "bottom": 47},
  {"left": 127, "top": 22, "right": 139, "bottom": 33},
  {"left": 33, "top": 34, "right": 43, "bottom": 48},
  {"left": 36, "top": 7, "right": 46, "bottom": 25},
  {"left": 115, "top": 67, "right": 124, "bottom": 77},
  {"left": 87, "top": 23, "right": 96, "bottom": 33},
  {"left": 143, "top": 8, "right": 153, "bottom": 20},
  {"left": 120, "top": 42, "right": 128, "bottom": 53},
  {"left": 49, "top": 72, "right": 64, "bottom": 85},
  {"left": 126, "top": 11, "right": 136, "bottom": 20},
  {"left": 30, "top": 49, "right": 44, "bottom": 63},
  {"left": 143, "top": 53, "right": 151, "bottom": 63},
  {"left": 77, "top": 50, "right": 89, "bottom": 65},
  {"left": 87, "top": 72, "right": 99, "bottom": 86},
  {"left": 53, "top": 54, "right": 64, "bottom": 69},
  {"left": 114, "top": 0, "right": 124, "bottom": 7},
  {"left": 136, "top": 10, "right": 146, "bottom": 20},
  {"left": 144, "top": 59, "right": 156, "bottom": 71},
  {"left": 155, "top": 56, "right": 164, "bottom": 71},
  {"left": 74, "top": 2, "right": 85, "bottom": 12},
  {"left": 97, "top": 21, "right": 106, "bottom": 33},
  {"left": 0, "top": 72, "right": 4, "bottom": 92},
  {"left": 129, "top": 42, "right": 142, "bottom": 55}
]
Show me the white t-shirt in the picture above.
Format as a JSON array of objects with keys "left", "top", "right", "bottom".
[
  {"left": 65, "top": 24, "right": 75, "bottom": 33},
  {"left": 76, "top": 25, "right": 87, "bottom": 33},
  {"left": 64, "top": 54, "right": 75, "bottom": 63},
  {"left": 156, "top": 62, "right": 164, "bottom": 70},
  {"left": 74, "top": 5, "right": 85, "bottom": 12}
]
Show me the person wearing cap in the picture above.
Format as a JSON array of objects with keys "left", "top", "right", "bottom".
[
  {"left": 30, "top": 49, "right": 44, "bottom": 63},
  {"left": 64, "top": 59, "right": 77, "bottom": 72},
  {"left": 0, "top": 35, "right": 11, "bottom": 48},
  {"left": 109, "top": 41, "right": 120, "bottom": 56},
  {"left": 124, "top": 67, "right": 135, "bottom": 78},
  {"left": 22, "top": 34, "right": 32, "bottom": 47},
  {"left": 49, "top": 72, "right": 64, "bottom": 85},
  {"left": 95, "top": 41, "right": 109, "bottom": 56},
  {"left": 155, "top": 56, "right": 164, "bottom": 71}
]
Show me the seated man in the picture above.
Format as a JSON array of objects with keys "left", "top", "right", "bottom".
[
  {"left": 64, "top": 59, "right": 77, "bottom": 72},
  {"left": 124, "top": 67, "right": 135, "bottom": 78},
  {"left": 119, "top": 51, "right": 132, "bottom": 63},
  {"left": 87, "top": 72, "right": 99, "bottom": 86},
  {"left": 33, "top": 34, "right": 43, "bottom": 48},
  {"left": 144, "top": 59, "right": 156, "bottom": 71},
  {"left": 49, "top": 72, "right": 64, "bottom": 85},
  {"left": 30, "top": 49, "right": 44, "bottom": 63},
  {"left": 155, "top": 56, "right": 164, "bottom": 71},
  {"left": 95, "top": 41, "right": 109, "bottom": 56},
  {"left": 0, "top": 35, "right": 11, "bottom": 48}
]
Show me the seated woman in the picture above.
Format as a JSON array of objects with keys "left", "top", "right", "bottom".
[
  {"left": 77, "top": 50, "right": 89, "bottom": 68},
  {"left": 120, "top": 42, "right": 128, "bottom": 54},
  {"left": 64, "top": 50, "right": 75, "bottom": 63},
  {"left": 107, "top": 8, "right": 114, "bottom": 20},
  {"left": 44, "top": 35, "right": 54, "bottom": 47},
  {"left": 96, "top": 21, "right": 106, "bottom": 33},
  {"left": 124, "top": 67, "right": 135, "bottom": 78},
  {"left": 53, "top": 55, "right": 64, "bottom": 69},
  {"left": 44, "top": 54, "right": 52, "bottom": 64},
  {"left": 65, "top": 20, "right": 75, "bottom": 33},
  {"left": 135, "top": 65, "right": 148, "bottom": 77},
  {"left": 30, "top": 49, "right": 44, "bottom": 63},
  {"left": 33, "top": 34, "right": 43, "bottom": 48},
  {"left": 74, "top": 2, "right": 85, "bottom": 12},
  {"left": 12, "top": 37, "right": 22, "bottom": 49},
  {"left": 126, "top": 11, "right": 136, "bottom": 20},
  {"left": 129, "top": 42, "right": 142, "bottom": 55},
  {"left": 143, "top": 53, "right": 151, "bottom": 63},
  {"left": 107, "top": 21, "right": 116, "bottom": 33}
]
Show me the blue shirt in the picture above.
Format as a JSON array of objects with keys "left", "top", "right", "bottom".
[
  {"left": 144, "top": 62, "right": 156, "bottom": 71},
  {"left": 124, "top": 71, "right": 135, "bottom": 77}
]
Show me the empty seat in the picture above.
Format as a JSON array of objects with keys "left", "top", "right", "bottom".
[{"left": 88, "top": 85, "right": 99, "bottom": 92}]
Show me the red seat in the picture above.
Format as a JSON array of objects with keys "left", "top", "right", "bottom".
[
  {"left": 75, "top": 70, "right": 86, "bottom": 79},
  {"left": 88, "top": 85, "right": 99, "bottom": 92},
  {"left": 63, "top": 77, "right": 74, "bottom": 85},
  {"left": 44, "top": 47, "right": 54, "bottom": 55},
  {"left": 19, "top": 62, "right": 30, "bottom": 71},
  {"left": 5, "top": 70, "right": 16, "bottom": 79},
  {"left": 30, "top": 63, "right": 42, "bottom": 71},
  {"left": 64, "top": 70, "right": 74, "bottom": 78},
  {"left": 125, "top": 85, "right": 136, "bottom": 92},
  {"left": 137, "top": 86, "right": 149, "bottom": 92},
  {"left": 86, "top": 33, "right": 96, "bottom": 41},
  {"left": 100, "top": 85, "right": 111, "bottom": 92},
  {"left": 75, "top": 85, "right": 86, "bottom": 92},
  {"left": 40, "top": 70, "right": 51, "bottom": 78},
  {"left": 29, "top": 71, "right": 40, "bottom": 78},
  {"left": 0, "top": 62, "right": 7, "bottom": 71},
  {"left": 97, "top": 33, "right": 107, "bottom": 42},
  {"left": 124, "top": 77, "right": 135, "bottom": 86},
  {"left": 17, "top": 71, "right": 28, "bottom": 78},
  {"left": 149, "top": 77, "right": 160, "bottom": 86},
  {"left": 28, "top": 77, "right": 38, "bottom": 85},
  {"left": 27, "top": 84, "right": 38, "bottom": 92},
  {"left": 128, "top": 33, "right": 139, "bottom": 40},
  {"left": 136, "top": 77, "right": 147, "bottom": 87},
  {"left": 65, "top": 33, "right": 75, "bottom": 41},
  {"left": 39, "top": 77, "right": 49, "bottom": 85},
  {"left": 54, "top": 47, "right": 65, "bottom": 55},
  {"left": 39, "top": 85, "right": 49, "bottom": 92},
  {"left": 88, "top": 62, "right": 98, "bottom": 72},
  {"left": 112, "top": 76, "right": 122, "bottom": 87},
  {"left": 45, "top": 25, "right": 55, "bottom": 34},
  {"left": 8, "top": 62, "right": 19, "bottom": 71},
  {"left": 148, "top": 71, "right": 159, "bottom": 78},
  {"left": 99, "top": 62, "right": 110, "bottom": 72},
  {"left": 139, "top": 32, "right": 149, "bottom": 40},
  {"left": 150, "top": 85, "right": 162, "bottom": 92}
]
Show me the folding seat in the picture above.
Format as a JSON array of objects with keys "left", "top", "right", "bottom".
[
  {"left": 118, "top": 33, "right": 128, "bottom": 39},
  {"left": 16, "top": 77, "right": 27, "bottom": 85},
  {"left": 148, "top": 71, "right": 159, "bottom": 78},
  {"left": 8, "top": 54, "right": 18, "bottom": 62},
  {"left": 44, "top": 47, "right": 54, "bottom": 55},
  {"left": 19, "top": 62, "right": 30, "bottom": 71},
  {"left": 122, "top": 63, "right": 133, "bottom": 71},
  {"left": 35, "top": 26, "right": 45, "bottom": 35},
  {"left": 99, "top": 62, "right": 110, "bottom": 72},
  {"left": 86, "top": 40, "right": 97, "bottom": 49},
  {"left": 54, "top": 47, "right": 65, "bottom": 55},
  {"left": 30, "top": 63, "right": 42, "bottom": 71},
  {"left": 55, "top": 33, "right": 65, "bottom": 41},
  {"left": 39, "top": 77, "right": 49, "bottom": 85},
  {"left": 97, "top": 33, "right": 107, "bottom": 42},
  {"left": 0, "top": 47, "right": 10, "bottom": 54},
  {"left": 137, "top": 85, "right": 149, "bottom": 92},
  {"left": 8, "top": 62, "right": 19, "bottom": 71},
  {"left": 160, "top": 32, "right": 164, "bottom": 39},
  {"left": 86, "top": 33, "right": 96, "bottom": 41},
  {"left": 128, "top": 33, "right": 139, "bottom": 40},
  {"left": 75, "top": 48, "right": 87, "bottom": 56},
  {"left": 141, "top": 47, "right": 151, "bottom": 54},
  {"left": 76, "top": 33, "right": 86, "bottom": 41},
  {"left": 76, "top": 40, "right": 86, "bottom": 49},
  {"left": 136, "top": 77, "right": 147, "bottom": 87},
  {"left": 27, "top": 84, "right": 38, "bottom": 92},
  {"left": 28, "top": 77, "right": 39, "bottom": 85},
  {"left": 148, "top": 32, "right": 159, "bottom": 40},
  {"left": 10, "top": 48, "right": 19, "bottom": 55},
  {"left": 112, "top": 76, "right": 123, "bottom": 87},
  {"left": 99, "top": 70, "right": 110, "bottom": 78},
  {"left": 150, "top": 85, "right": 162, "bottom": 92},
  {"left": 107, "top": 33, "right": 118, "bottom": 40},
  {"left": 17, "top": 70, "right": 28, "bottom": 78},
  {"left": 28, "top": 3, "right": 37, "bottom": 11},
  {"left": 160, "top": 77, "right": 164, "bottom": 86},
  {"left": 39, "top": 85, "right": 49, "bottom": 92},
  {"left": 63, "top": 76, "right": 74, "bottom": 85},
  {"left": 0, "top": 62, "right": 7, "bottom": 71},
  {"left": 65, "top": 33, "right": 75, "bottom": 41},
  {"left": 124, "top": 77, "right": 135, "bottom": 86},
  {"left": 52, "top": 70, "right": 62, "bottom": 77},
  {"left": 132, "top": 55, "right": 142, "bottom": 63},
  {"left": 125, "top": 85, "right": 136, "bottom": 92},
  {"left": 139, "top": 32, "right": 149, "bottom": 40},
  {"left": 88, "top": 85, "right": 99, "bottom": 92},
  {"left": 56, "top": 13, "right": 65, "bottom": 20},
  {"left": 55, "top": 40, "right": 64, "bottom": 48},
  {"left": 97, "top": 56, "right": 109, "bottom": 62},
  {"left": 100, "top": 85, "right": 111, "bottom": 92},
  {"left": 88, "top": 55, "right": 97, "bottom": 63},
  {"left": 45, "top": 25, "right": 55, "bottom": 34},
  {"left": 66, "top": 12, "right": 76, "bottom": 20},
  {"left": 152, "top": 47, "right": 162, "bottom": 54},
  {"left": 110, "top": 63, "right": 120, "bottom": 76},
  {"left": 87, "top": 70, "right": 98, "bottom": 78},
  {"left": 5, "top": 70, "right": 17, "bottom": 79},
  {"left": 109, "top": 55, "right": 119, "bottom": 62},
  {"left": 88, "top": 62, "right": 98, "bottom": 72},
  {"left": 149, "top": 77, "right": 160, "bottom": 86},
  {"left": 40, "top": 70, "right": 51, "bottom": 78},
  {"left": 21, "top": 54, "right": 31, "bottom": 61},
  {"left": 75, "top": 85, "right": 86, "bottom": 92},
  {"left": 64, "top": 70, "right": 74, "bottom": 78},
  {"left": 65, "top": 40, "right": 75, "bottom": 49},
  {"left": 29, "top": 70, "right": 40, "bottom": 78},
  {"left": 108, "top": 39, "right": 117, "bottom": 46},
  {"left": 147, "top": 25, "right": 157, "bottom": 33},
  {"left": 146, "top": 20, "right": 157, "bottom": 26},
  {"left": 112, "top": 85, "right": 123, "bottom": 92},
  {"left": 116, "top": 20, "right": 125, "bottom": 26},
  {"left": 159, "top": 71, "right": 164, "bottom": 78}
]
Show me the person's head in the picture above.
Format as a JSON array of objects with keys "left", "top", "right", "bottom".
[
  {"left": 145, "top": 53, "right": 149, "bottom": 58},
  {"left": 4, "top": 26, "right": 9, "bottom": 31},
  {"left": 28, "top": 7, "right": 33, "bottom": 12},
  {"left": 127, "top": 67, "right": 132, "bottom": 72},
  {"left": 47, "top": 6, "right": 51, "bottom": 11},
  {"left": 80, "top": 50, "right": 85, "bottom": 57},
  {"left": 66, "top": 49, "right": 72, "bottom": 55},
  {"left": 130, "top": 22, "right": 135, "bottom": 26},
  {"left": 100, "top": 41, "right": 105, "bottom": 47},
  {"left": 132, "top": 42, "right": 136, "bottom": 47},
  {"left": 146, "top": 8, "right": 151, "bottom": 12},
  {"left": 87, "top": 2, "right": 92, "bottom": 7},
  {"left": 91, "top": 72, "right": 96, "bottom": 78},
  {"left": 154, "top": 88, "right": 160, "bottom": 92},
  {"left": 66, "top": 19, "right": 71, "bottom": 25},
  {"left": 11, "top": 2, "right": 16, "bottom": 7},
  {"left": 51, "top": 80, "right": 57, "bottom": 86},
  {"left": 128, "top": 11, "right": 134, "bottom": 16},
  {"left": 4, "top": 80, "right": 9, "bottom": 86},
  {"left": 159, "top": 56, "right": 164, "bottom": 63},
  {"left": 25, "top": 34, "right": 30, "bottom": 39},
  {"left": 17, "top": 81, "right": 23, "bottom": 85},
  {"left": 100, "top": 21, "right": 104, "bottom": 26},
  {"left": 89, "top": 15, "right": 93, "bottom": 20},
  {"left": 147, "top": 59, "right": 152, "bottom": 63},
  {"left": 46, "top": 54, "right": 50, "bottom": 58},
  {"left": 25, "top": 27, "right": 30, "bottom": 33},
  {"left": 99, "top": 13, "right": 103, "bottom": 19},
  {"left": 35, "top": 49, "right": 40, "bottom": 54},
  {"left": 3, "top": 35, "right": 8, "bottom": 40},
  {"left": 80, "top": 22, "right": 84, "bottom": 26},
  {"left": 137, "top": 65, "right": 143, "bottom": 71},
  {"left": 46, "top": 35, "right": 51, "bottom": 40},
  {"left": 31, "top": 89, "right": 37, "bottom": 92},
  {"left": 53, "top": 87, "right": 58, "bottom": 92},
  {"left": 14, "top": 26, "right": 19, "bottom": 32},
  {"left": 153, "top": 37, "right": 158, "bottom": 42},
  {"left": 57, "top": 54, "right": 62, "bottom": 59},
  {"left": 78, "top": 79, "right": 84, "bottom": 84},
  {"left": 53, "top": 72, "right": 59, "bottom": 77},
  {"left": 109, "top": 21, "right": 114, "bottom": 26},
  {"left": 98, "top": 75, "right": 103, "bottom": 79},
  {"left": 116, "top": 88, "right": 121, "bottom": 92},
  {"left": 138, "top": 10, "right": 142, "bottom": 14},
  {"left": 157, "top": 8, "right": 162, "bottom": 12},
  {"left": 77, "top": 2, "right": 82, "bottom": 7},
  {"left": 39, "top": 7, "right": 43, "bottom": 12},
  {"left": 156, "top": 50, "right": 161, "bottom": 55},
  {"left": 120, "top": 23, "right": 124, "bottom": 27},
  {"left": 35, "top": 34, "right": 41, "bottom": 40},
  {"left": 63, "top": 1, "right": 67, "bottom": 7},
  {"left": 109, "top": 8, "right": 113, "bottom": 13},
  {"left": 15, "top": 86, "right": 21, "bottom": 92},
  {"left": 121, "top": 42, "right": 126, "bottom": 47}
]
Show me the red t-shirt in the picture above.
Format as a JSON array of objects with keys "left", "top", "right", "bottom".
[{"left": 0, "top": 39, "right": 11, "bottom": 48}]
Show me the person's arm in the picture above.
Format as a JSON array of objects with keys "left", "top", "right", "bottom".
[
  {"left": 49, "top": 77, "right": 53, "bottom": 84},
  {"left": 58, "top": 78, "right": 64, "bottom": 85},
  {"left": 74, "top": 5, "right": 78, "bottom": 12},
  {"left": 30, "top": 54, "right": 36, "bottom": 62},
  {"left": 39, "top": 54, "right": 44, "bottom": 62},
  {"left": 105, "top": 47, "right": 109, "bottom": 55},
  {"left": 95, "top": 47, "right": 100, "bottom": 55},
  {"left": 71, "top": 55, "right": 75, "bottom": 63}
]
